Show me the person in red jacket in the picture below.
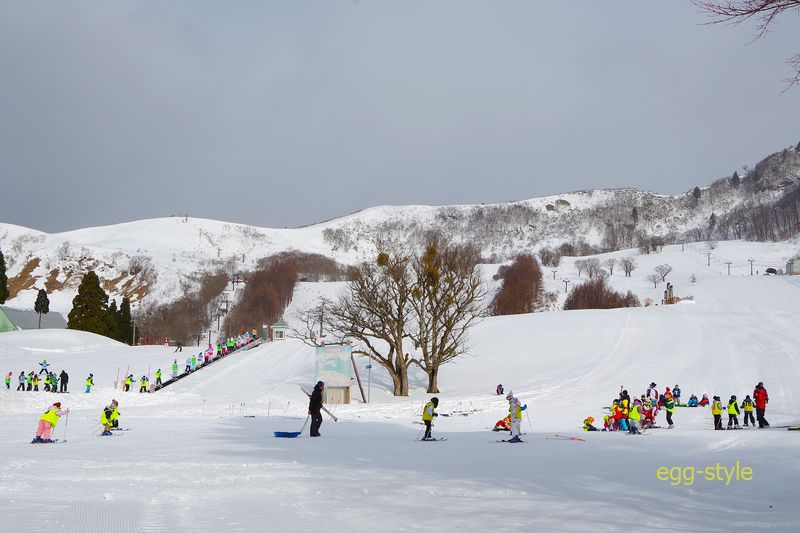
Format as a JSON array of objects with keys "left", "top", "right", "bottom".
[{"left": 753, "top": 382, "right": 769, "bottom": 428}]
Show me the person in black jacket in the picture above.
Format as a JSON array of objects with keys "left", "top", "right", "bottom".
[
  {"left": 308, "top": 381, "right": 325, "bottom": 437},
  {"left": 59, "top": 370, "right": 69, "bottom": 393}
]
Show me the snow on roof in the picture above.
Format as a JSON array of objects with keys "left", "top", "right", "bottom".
[{"left": 0, "top": 305, "right": 67, "bottom": 330}]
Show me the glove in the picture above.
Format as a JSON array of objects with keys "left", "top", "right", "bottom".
[
  {"left": 521, "top": 405, "right": 527, "bottom": 411},
  {"left": 433, "top": 413, "right": 438, "bottom": 417}
]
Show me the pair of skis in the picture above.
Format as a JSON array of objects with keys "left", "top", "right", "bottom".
[{"left": 545, "top": 434, "right": 585, "bottom": 442}]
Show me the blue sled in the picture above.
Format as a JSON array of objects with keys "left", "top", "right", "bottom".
[{"left": 274, "top": 431, "right": 301, "bottom": 438}]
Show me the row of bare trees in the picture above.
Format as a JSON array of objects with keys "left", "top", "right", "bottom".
[
  {"left": 294, "top": 238, "right": 486, "bottom": 395},
  {"left": 490, "top": 255, "right": 544, "bottom": 315}
]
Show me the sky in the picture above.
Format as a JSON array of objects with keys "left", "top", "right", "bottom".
[{"left": 1, "top": 1, "right": 798, "bottom": 233}]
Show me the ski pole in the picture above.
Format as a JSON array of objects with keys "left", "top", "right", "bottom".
[
  {"left": 525, "top": 409, "right": 532, "bottom": 429},
  {"left": 299, "top": 415, "right": 310, "bottom": 434},
  {"left": 284, "top": 401, "right": 290, "bottom": 417},
  {"left": 63, "top": 412, "right": 69, "bottom": 442}
]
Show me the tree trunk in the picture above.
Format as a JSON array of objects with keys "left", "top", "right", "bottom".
[
  {"left": 37, "top": 312, "right": 42, "bottom": 329},
  {"left": 391, "top": 358, "right": 409, "bottom": 396},
  {"left": 426, "top": 366, "right": 440, "bottom": 394}
]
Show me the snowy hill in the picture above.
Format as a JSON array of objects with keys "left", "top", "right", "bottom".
[
  {"left": 1, "top": 239, "right": 799, "bottom": 531},
  {"left": 1, "top": 143, "right": 799, "bottom": 313}
]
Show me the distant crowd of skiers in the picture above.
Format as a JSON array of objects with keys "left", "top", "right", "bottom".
[
  {"left": 580, "top": 381, "right": 772, "bottom": 433},
  {"left": 5, "top": 361, "right": 71, "bottom": 394}
]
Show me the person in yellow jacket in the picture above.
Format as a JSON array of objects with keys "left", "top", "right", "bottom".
[
  {"left": 711, "top": 396, "right": 723, "bottom": 430},
  {"left": 727, "top": 395, "right": 741, "bottom": 429},
  {"left": 628, "top": 399, "right": 643, "bottom": 434},
  {"left": 100, "top": 400, "right": 119, "bottom": 436},
  {"left": 583, "top": 416, "right": 598, "bottom": 431},
  {"left": 506, "top": 391, "right": 527, "bottom": 443},
  {"left": 124, "top": 374, "right": 133, "bottom": 392},
  {"left": 421, "top": 397, "right": 439, "bottom": 440},
  {"left": 32, "top": 402, "right": 69, "bottom": 443},
  {"left": 741, "top": 395, "right": 756, "bottom": 427}
]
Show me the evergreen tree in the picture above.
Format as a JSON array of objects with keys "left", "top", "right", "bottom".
[
  {"left": 67, "top": 271, "right": 112, "bottom": 337},
  {"left": 119, "top": 297, "right": 134, "bottom": 345},
  {"left": 731, "top": 171, "right": 740, "bottom": 187},
  {"left": 34, "top": 289, "right": 50, "bottom": 329},
  {"left": 107, "top": 299, "right": 121, "bottom": 341},
  {"left": 0, "top": 248, "right": 8, "bottom": 304},
  {"left": 631, "top": 206, "right": 639, "bottom": 224},
  {"left": 692, "top": 186, "right": 702, "bottom": 199},
  {"left": 709, "top": 212, "right": 717, "bottom": 229}
]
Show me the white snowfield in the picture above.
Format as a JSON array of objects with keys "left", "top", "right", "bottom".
[{"left": 1, "top": 242, "right": 800, "bottom": 532}]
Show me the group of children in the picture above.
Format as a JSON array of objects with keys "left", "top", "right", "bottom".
[{"left": 583, "top": 381, "right": 772, "bottom": 432}]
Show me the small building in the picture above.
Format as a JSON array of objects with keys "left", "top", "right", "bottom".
[
  {"left": 269, "top": 319, "right": 290, "bottom": 341},
  {"left": 787, "top": 256, "right": 800, "bottom": 275},
  {"left": 0, "top": 305, "right": 68, "bottom": 333}
]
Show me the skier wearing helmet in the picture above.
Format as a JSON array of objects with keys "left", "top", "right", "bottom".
[
  {"left": 583, "top": 416, "right": 598, "bottom": 431},
  {"left": 421, "top": 397, "right": 439, "bottom": 440},
  {"left": 506, "top": 391, "right": 527, "bottom": 443}
]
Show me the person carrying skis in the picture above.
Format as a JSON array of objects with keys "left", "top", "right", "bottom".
[
  {"left": 422, "top": 397, "right": 439, "bottom": 440},
  {"left": 663, "top": 389, "right": 676, "bottom": 428},
  {"left": 59, "top": 370, "right": 68, "bottom": 393},
  {"left": 100, "top": 400, "right": 119, "bottom": 436},
  {"left": 741, "top": 395, "right": 755, "bottom": 427},
  {"left": 155, "top": 369, "right": 162, "bottom": 388},
  {"left": 583, "top": 416, "right": 598, "bottom": 431},
  {"left": 753, "top": 382, "right": 769, "bottom": 428},
  {"left": 172, "top": 359, "right": 179, "bottom": 379},
  {"left": 308, "top": 381, "right": 325, "bottom": 437},
  {"left": 124, "top": 374, "right": 134, "bottom": 392},
  {"left": 727, "top": 395, "right": 741, "bottom": 429},
  {"left": 32, "top": 402, "right": 69, "bottom": 443},
  {"left": 139, "top": 375, "right": 148, "bottom": 393},
  {"left": 4, "top": 371, "right": 10, "bottom": 390},
  {"left": 711, "top": 396, "right": 723, "bottom": 430},
  {"left": 85, "top": 374, "right": 94, "bottom": 393},
  {"left": 506, "top": 391, "right": 526, "bottom": 443}
]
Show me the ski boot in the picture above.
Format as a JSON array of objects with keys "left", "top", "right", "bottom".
[
  {"left": 507, "top": 436, "right": 522, "bottom": 443},
  {"left": 101, "top": 431, "right": 113, "bottom": 436},
  {"left": 31, "top": 436, "right": 43, "bottom": 444}
]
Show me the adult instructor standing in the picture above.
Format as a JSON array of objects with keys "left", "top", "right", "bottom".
[
  {"left": 59, "top": 370, "right": 69, "bottom": 393},
  {"left": 753, "top": 382, "right": 770, "bottom": 428},
  {"left": 308, "top": 381, "right": 325, "bottom": 437}
]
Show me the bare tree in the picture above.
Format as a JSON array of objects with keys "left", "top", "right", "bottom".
[
  {"left": 603, "top": 258, "right": 617, "bottom": 276},
  {"left": 584, "top": 258, "right": 603, "bottom": 280},
  {"left": 409, "top": 240, "right": 486, "bottom": 393},
  {"left": 574, "top": 259, "right": 587, "bottom": 277},
  {"left": 289, "top": 296, "right": 334, "bottom": 347},
  {"left": 647, "top": 273, "right": 661, "bottom": 288},
  {"left": 620, "top": 257, "right": 638, "bottom": 277},
  {"left": 325, "top": 244, "right": 415, "bottom": 396},
  {"left": 695, "top": 0, "right": 800, "bottom": 89},
  {"left": 654, "top": 264, "right": 673, "bottom": 282}
]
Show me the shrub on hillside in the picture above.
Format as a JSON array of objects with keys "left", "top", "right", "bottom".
[
  {"left": 563, "top": 279, "right": 640, "bottom": 311},
  {"left": 491, "top": 254, "right": 544, "bottom": 315}
]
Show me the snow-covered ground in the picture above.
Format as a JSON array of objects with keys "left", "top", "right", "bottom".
[{"left": 2, "top": 242, "right": 800, "bottom": 531}]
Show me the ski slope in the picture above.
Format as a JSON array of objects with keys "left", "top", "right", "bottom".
[{"left": 1, "top": 242, "right": 800, "bottom": 531}]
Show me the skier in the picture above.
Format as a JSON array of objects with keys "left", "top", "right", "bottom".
[
  {"left": 44, "top": 372, "right": 51, "bottom": 392},
  {"left": 174, "top": 341, "right": 183, "bottom": 353},
  {"left": 17, "top": 371, "right": 25, "bottom": 391},
  {"left": 139, "top": 375, "right": 149, "bottom": 393},
  {"left": 496, "top": 384, "right": 504, "bottom": 396},
  {"left": 741, "top": 395, "right": 756, "bottom": 427},
  {"left": 727, "top": 395, "right": 741, "bottom": 429},
  {"left": 711, "top": 396, "right": 723, "bottom": 430},
  {"left": 506, "top": 391, "right": 526, "bottom": 443},
  {"left": 628, "top": 399, "right": 643, "bottom": 434},
  {"left": 185, "top": 357, "right": 191, "bottom": 373},
  {"left": 26, "top": 371, "right": 34, "bottom": 391},
  {"left": 124, "top": 374, "right": 134, "bottom": 392},
  {"left": 753, "top": 382, "right": 769, "bottom": 428},
  {"left": 646, "top": 382, "right": 659, "bottom": 403},
  {"left": 687, "top": 394, "right": 698, "bottom": 407},
  {"left": 85, "top": 374, "right": 94, "bottom": 393},
  {"left": 50, "top": 373, "right": 59, "bottom": 394},
  {"left": 583, "top": 416, "right": 598, "bottom": 431},
  {"left": 59, "top": 370, "right": 69, "bottom": 393},
  {"left": 155, "top": 369, "right": 162, "bottom": 388},
  {"left": 100, "top": 400, "right": 119, "bottom": 436},
  {"left": 308, "top": 381, "right": 325, "bottom": 437},
  {"left": 38, "top": 360, "right": 49, "bottom": 375},
  {"left": 190, "top": 354, "right": 197, "bottom": 372},
  {"left": 673, "top": 384, "right": 681, "bottom": 406},
  {"left": 663, "top": 389, "right": 676, "bottom": 428},
  {"left": 32, "top": 402, "right": 69, "bottom": 443},
  {"left": 421, "top": 397, "right": 439, "bottom": 440},
  {"left": 172, "top": 359, "right": 179, "bottom": 379},
  {"left": 32, "top": 374, "right": 40, "bottom": 392},
  {"left": 4, "top": 371, "right": 10, "bottom": 390}
]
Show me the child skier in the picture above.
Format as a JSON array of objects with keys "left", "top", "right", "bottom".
[
  {"left": 185, "top": 357, "right": 191, "bottom": 373},
  {"left": 727, "top": 395, "right": 741, "bottom": 429},
  {"left": 26, "top": 371, "right": 33, "bottom": 391},
  {"left": 628, "top": 399, "right": 643, "bottom": 434},
  {"left": 421, "top": 397, "right": 439, "bottom": 440},
  {"left": 100, "top": 400, "right": 119, "bottom": 436},
  {"left": 17, "top": 371, "right": 25, "bottom": 391},
  {"left": 139, "top": 375, "right": 148, "bottom": 393},
  {"left": 172, "top": 359, "right": 179, "bottom": 379},
  {"left": 583, "top": 416, "right": 598, "bottom": 431},
  {"left": 85, "top": 374, "right": 94, "bottom": 393},
  {"left": 687, "top": 394, "right": 698, "bottom": 407},
  {"left": 741, "top": 395, "right": 755, "bottom": 427},
  {"left": 4, "top": 371, "right": 10, "bottom": 390},
  {"left": 32, "top": 402, "right": 69, "bottom": 443},
  {"left": 711, "top": 396, "right": 723, "bottom": 430},
  {"left": 496, "top": 384, "right": 504, "bottom": 396},
  {"left": 155, "top": 369, "right": 162, "bottom": 388},
  {"left": 506, "top": 391, "right": 526, "bottom": 443},
  {"left": 602, "top": 415, "right": 615, "bottom": 431},
  {"left": 663, "top": 389, "right": 676, "bottom": 428},
  {"left": 32, "top": 374, "right": 40, "bottom": 391},
  {"left": 673, "top": 384, "right": 681, "bottom": 406}
]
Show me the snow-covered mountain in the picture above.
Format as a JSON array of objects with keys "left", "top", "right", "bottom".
[{"left": 1, "top": 142, "right": 799, "bottom": 312}]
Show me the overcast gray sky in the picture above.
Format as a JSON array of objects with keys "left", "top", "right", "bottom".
[{"left": 1, "top": 1, "right": 798, "bottom": 232}]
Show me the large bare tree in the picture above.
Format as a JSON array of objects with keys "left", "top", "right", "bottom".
[
  {"left": 695, "top": 0, "right": 800, "bottom": 89},
  {"left": 409, "top": 240, "right": 486, "bottom": 393}
]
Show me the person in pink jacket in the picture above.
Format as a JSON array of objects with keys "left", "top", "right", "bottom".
[{"left": 32, "top": 402, "right": 69, "bottom": 443}]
